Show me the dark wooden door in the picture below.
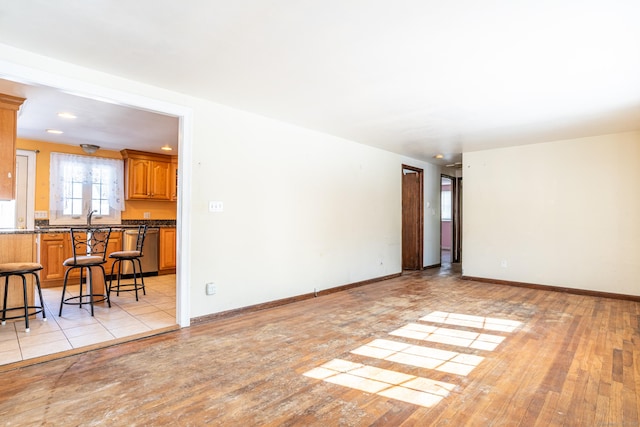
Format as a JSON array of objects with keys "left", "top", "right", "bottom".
[{"left": 402, "top": 168, "right": 423, "bottom": 270}]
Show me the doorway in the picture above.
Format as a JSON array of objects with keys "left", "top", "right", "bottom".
[
  {"left": 441, "top": 174, "right": 462, "bottom": 264},
  {"left": 402, "top": 166, "right": 424, "bottom": 270},
  {"left": 440, "top": 176, "right": 453, "bottom": 264},
  {"left": 0, "top": 64, "right": 192, "bottom": 327}
]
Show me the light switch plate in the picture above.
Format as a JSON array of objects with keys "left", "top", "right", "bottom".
[
  {"left": 209, "top": 201, "right": 224, "bottom": 212},
  {"left": 34, "top": 210, "right": 48, "bottom": 219}
]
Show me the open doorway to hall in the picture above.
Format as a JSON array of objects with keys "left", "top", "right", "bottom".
[
  {"left": 440, "top": 174, "right": 462, "bottom": 265},
  {"left": 441, "top": 176, "right": 453, "bottom": 264}
]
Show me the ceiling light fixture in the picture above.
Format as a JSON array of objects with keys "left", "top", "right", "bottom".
[
  {"left": 46, "top": 129, "right": 63, "bottom": 134},
  {"left": 80, "top": 144, "right": 100, "bottom": 154},
  {"left": 57, "top": 112, "right": 77, "bottom": 119},
  {"left": 433, "top": 154, "right": 444, "bottom": 159},
  {"left": 160, "top": 145, "right": 173, "bottom": 151}
]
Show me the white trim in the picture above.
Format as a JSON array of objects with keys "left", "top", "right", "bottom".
[
  {"left": 16, "top": 149, "right": 36, "bottom": 229},
  {"left": 0, "top": 59, "right": 193, "bottom": 327}
]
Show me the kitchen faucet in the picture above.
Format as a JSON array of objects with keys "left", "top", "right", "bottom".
[{"left": 87, "top": 209, "right": 97, "bottom": 225}]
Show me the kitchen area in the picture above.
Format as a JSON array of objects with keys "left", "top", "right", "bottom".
[{"left": 0, "top": 86, "right": 179, "bottom": 367}]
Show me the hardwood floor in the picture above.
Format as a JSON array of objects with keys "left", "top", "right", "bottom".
[{"left": 0, "top": 266, "right": 638, "bottom": 426}]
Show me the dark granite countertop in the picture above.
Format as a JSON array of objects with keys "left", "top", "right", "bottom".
[{"left": 0, "top": 220, "right": 176, "bottom": 235}]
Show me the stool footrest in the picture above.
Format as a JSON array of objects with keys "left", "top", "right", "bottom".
[
  {"left": 0, "top": 305, "right": 45, "bottom": 321},
  {"left": 61, "top": 294, "right": 109, "bottom": 307}
]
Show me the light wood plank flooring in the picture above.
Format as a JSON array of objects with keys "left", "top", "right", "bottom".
[{"left": 0, "top": 266, "right": 638, "bottom": 426}]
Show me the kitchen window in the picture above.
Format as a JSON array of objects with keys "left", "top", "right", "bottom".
[{"left": 49, "top": 153, "right": 125, "bottom": 225}]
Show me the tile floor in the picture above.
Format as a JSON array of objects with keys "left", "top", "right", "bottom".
[{"left": 0, "top": 274, "right": 176, "bottom": 366}]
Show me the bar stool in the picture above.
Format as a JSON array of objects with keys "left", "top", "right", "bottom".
[
  {"left": 59, "top": 227, "right": 112, "bottom": 317},
  {"left": 0, "top": 262, "right": 46, "bottom": 332},
  {"left": 108, "top": 225, "right": 148, "bottom": 301}
]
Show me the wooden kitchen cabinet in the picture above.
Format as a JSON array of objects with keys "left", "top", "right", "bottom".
[
  {"left": 39, "top": 233, "right": 68, "bottom": 287},
  {"left": 104, "top": 231, "right": 122, "bottom": 276},
  {"left": 0, "top": 94, "right": 26, "bottom": 200},
  {"left": 159, "top": 227, "right": 176, "bottom": 274},
  {"left": 121, "top": 149, "right": 172, "bottom": 200},
  {"left": 170, "top": 155, "right": 178, "bottom": 201}
]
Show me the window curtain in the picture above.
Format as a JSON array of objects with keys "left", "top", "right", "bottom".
[{"left": 50, "top": 153, "right": 125, "bottom": 212}]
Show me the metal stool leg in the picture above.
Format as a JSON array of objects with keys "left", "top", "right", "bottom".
[
  {"left": 32, "top": 272, "right": 47, "bottom": 322},
  {"left": 20, "top": 274, "right": 30, "bottom": 332},
  {"left": 59, "top": 267, "right": 74, "bottom": 316},
  {"left": 1, "top": 276, "right": 8, "bottom": 326}
]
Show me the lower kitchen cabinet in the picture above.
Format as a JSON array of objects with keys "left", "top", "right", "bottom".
[
  {"left": 159, "top": 227, "right": 176, "bottom": 274},
  {"left": 39, "top": 233, "right": 69, "bottom": 287},
  {"left": 39, "top": 231, "right": 122, "bottom": 288}
]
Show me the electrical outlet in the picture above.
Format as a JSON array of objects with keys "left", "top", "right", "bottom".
[
  {"left": 206, "top": 282, "right": 216, "bottom": 295},
  {"left": 208, "top": 201, "right": 224, "bottom": 212},
  {"left": 143, "top": 212, "right": 151, "bottom": 219}
]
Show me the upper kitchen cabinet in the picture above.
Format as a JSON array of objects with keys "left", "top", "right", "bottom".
[
  {"left": 170, "top": 155, "right": 178, "bottom": 201},
  {"left": 121, "top": 149, "right": 172, "bottom": 201},
  {"left": 0, "top": 94, "right": 25, "bottom": 200}
]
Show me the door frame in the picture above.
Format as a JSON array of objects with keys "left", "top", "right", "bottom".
[
  {"left": 440, "top": 174, "right": 453, "bottom": 264},
  {"left": 0, "top": 59, "right": 194, "bottom": 327},
  {"left": 454, "top": 177, "right": 462, "bottom": 263},
  {"left": 440, "top": 173, "right": 462, "bottom": 264},
  {"left": 401, "top": 165, "right": 424, "bottom": 270}
]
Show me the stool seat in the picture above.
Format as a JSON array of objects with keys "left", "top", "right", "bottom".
[
  {"left": 109, "top": 250, "right": 141, "bottom": 259},
  {"left": 0, "top": 262, "right": 46, "bottom": 332},
  {"left": 0, "top": 262, "right": 43, "bottom": 274},
  {"left": 63, "top": 256, "right": 106, "bottom": 266}
]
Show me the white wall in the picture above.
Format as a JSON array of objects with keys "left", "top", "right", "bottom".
[
  {"left": 463, "top": 131, "right": 640, "bottom": 295},
  {"left": 0, "top": 44, "right": 442, "bottom": 320},
  {"left": 188, "top": 105, "right": 404, "bottom": 316}
]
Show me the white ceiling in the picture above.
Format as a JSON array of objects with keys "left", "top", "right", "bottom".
[
  {"left": 0, "top": 78, "right": 179, "bottom": 155},
  {"left": 0, "top": 1, "right": 639, "bottom": 163}
]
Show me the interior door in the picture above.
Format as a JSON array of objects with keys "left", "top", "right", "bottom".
[{"left": 402, "top": 166, "right": 423, "bottom": 270}]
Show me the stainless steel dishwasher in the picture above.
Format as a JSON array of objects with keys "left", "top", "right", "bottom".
[{"left": 122, "top": 227, "right": 159, "bottom": 275}]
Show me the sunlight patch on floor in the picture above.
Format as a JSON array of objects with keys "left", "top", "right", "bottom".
[
  {"left": 303, "top": 310, "right": 522, "bottom": 408},
  {"left": 420, "top": 311, "right": 522, "bottom": 333},
  {"left": 351, "top": 339, "right": 483, "bottom": 376},
  {"left": 304, "top": 359, "right": 456, "bottom": 408},
  {"left": 390, "top": 323, "right": 506, "bottom": 351}
]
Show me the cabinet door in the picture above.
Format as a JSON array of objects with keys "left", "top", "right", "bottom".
[
  {"left": 170, "top": 157, "right": 178, "bottom": 201},
  {"left": 40, "top": 233, "right": 68, "bottom": 286},
  {"left": 127, "top": 158, "right": 151, "bottom": 199},
  {"left": 0, "top": 95, "right": 24, "bottom": 200},
  {"left": 150, "top": 161, "right": 171, "bottom": 200},
  {"left": 159, "top": 227, "right": 176, "bottom": 271},
  {"left": 104, "top": 232, "right": 122, "bottom": 276}
]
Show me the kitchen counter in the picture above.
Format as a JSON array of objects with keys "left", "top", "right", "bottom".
[{"left": 0, "top": 220, "right": 176, "bottom": 235}]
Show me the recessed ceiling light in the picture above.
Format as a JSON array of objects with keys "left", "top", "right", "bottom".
[
  {"left": 46, "top": 129, "right": 64, "bottom": 134},
  {"left": 57, "top": 112, "right": 77, "bottom": 119},
  {"left": 433, "top": 154, "right": 444, "bottom": 159},
  {"left": 160, "top": 145, "right": 173, "bottom": 151}
]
